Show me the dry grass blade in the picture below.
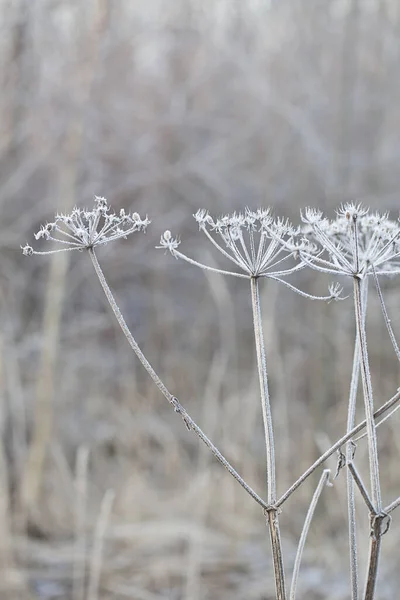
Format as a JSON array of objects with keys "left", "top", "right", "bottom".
[
  {"left": 290, "top": 470, "right": 331, "bottom": 600},
  {"left": 73, "top": 446, "right": 90, "bottom": 600},
  {"left": 87, "top": 488, "right": 115, "bottom": 600}
]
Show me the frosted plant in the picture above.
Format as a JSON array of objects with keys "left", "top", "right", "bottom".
[
  {"left": 21, "top": 196, "right": 150, "bottom": 256},
  {"left": 22, "top": 197, "right": 273, "bottom": 515},
  {"left": 158, "top": 207, "right": 348, "bottom": 600},
  {"left": 24, "top": 198, "right": 400, "bottom": 600},
  {"left": 300, "top": 203, "right": 400, "bottom": 278},
  {"left": 158, "top": 208, "right": 342, "bottom": 301},
  {"left": 299, "top": 203, "right": 400, "bottom": 600}
]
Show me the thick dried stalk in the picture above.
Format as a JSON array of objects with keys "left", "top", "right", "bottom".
[
  {"left": 353, "top": 277, "right": 383, "bottom": 600},
  {"left": 250, "top": 276, "right": 286, "bottom": 600},
  {"left": 346, "top": 278, "right": 367, "bottom": 600},
  {"left": 290, "top": 470, "right": 331, "bottom": 600},
  {"left": 88, "top": 248, "right": 269, "bottom": 511},
  {"left": 353, "top": 276, "right": 381, "bottom": 512},
  {"left": 364, "top": 514, "right": 387, "bottom": 600}
]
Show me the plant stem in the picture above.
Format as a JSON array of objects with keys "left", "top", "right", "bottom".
[
  {"left": 348, "top": 463, "right": 375, "bottom": 515},
  {"left": 371, "top": 264, "right": 400, "bottom": 363},
  {"left": 346, "top": 278, "right": 367, "bottom": 600},
  {"left": 364, "top": 516, "right": 384, "bottom": 600},
  {"left": 353, "top": 277, "right": 381, "bottom": 512},
  {"left": 353, "top": 276, "right": 383, "bottom": 600},
  {"left": 347, "top": 338, "right": 360, "bottom": 600},
  {"left": 88, "top": 248, "right": 269, "bottom": 511},
  {"left": 277, "top": 387, "right": 400, "bottom": 507},
  {"left": 250, "top": 276, "right": 286, "bottom": 600},
  {"left": 385, "top": 496, "right": 400, "bottom": 515}
]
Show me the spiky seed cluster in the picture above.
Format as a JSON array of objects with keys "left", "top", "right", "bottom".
[
  {"left": 196, "top": 208, "right": 307, "bottom": 277},
  {"left": 22, "top": 196, "right": 150, "bottom": 256},
  {"left": 157, "top": 208, "right": 341, "bottom": 301},
  {"left": 157, "top": 230, "right": 180, "bottom": 255},
  {"left": 301, "top": 203, "right": 400, "bottom": 277},
  {"left": 159, "top": 208, "right": 305, "bottom": 278}
]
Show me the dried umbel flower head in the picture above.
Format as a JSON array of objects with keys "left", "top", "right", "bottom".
[
  {"left": 158, "top": 209, "right": 298, "bottom": 278},
  {"left": 22, "top": 196, "right": 150, "bottom": 256},
  {"left": 301, "top": 203, "right": 400, "bottom": 278},
  {"left": 158, "top": 207, "right": 305, "bottom": 278},
  {"left": 158, "top": 208, "right": 342, "bottom": 301}
]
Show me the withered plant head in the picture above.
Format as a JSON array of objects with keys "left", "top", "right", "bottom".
[
  {"left": 158, "top": 208, "right": 304, "bottom": 277},
  {"left": 301, "top": 203, "right": 400, "bottom": 278},
  {"left": 22, "top": 196, "right": 150, "bottom": 256},
  {"left": 158, "top": 208, "right": 342, "bottom": 301}
]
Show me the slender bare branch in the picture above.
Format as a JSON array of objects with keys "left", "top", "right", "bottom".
[
  {"left": 371, "top": 264, "right": 400, "bottom": 363},
  {"left": 276, "top": 388, "right": 400, "bottom": 507},
  {"left": 354, "top": 401, "right": 400, "bottom": 442},
  {"left": 88, "top": 248, "right": 269, "bottom": 511},
  {"left": 384, "top": 496, "right": 400, "bottom": 515},
  {"left": 348, "top": 462, "right": 376, "bottom": 515}
]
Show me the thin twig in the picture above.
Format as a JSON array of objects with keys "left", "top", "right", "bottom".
[
  {"left": 384, "top": 496, "right": 400, "bottom": 515},
  {"left": 88, "top": 248, "right": 269, "bottom": 511},
  {"left": 276, "top": 388, "right": 400, "bottom": 507},
  {"left": 371, "top": 264, "right": 400, "bottom": 363},
  {"left": 172, "top": 248, "right": 250, "bottom": 279},
  {"left": 354, "top": 401, "right": 400, "bottom": 442},
  {"left": 290, "top": 470, "right": 331, "bottom": 600},
  {"left": 348, "top": 462, "right": 375, "bottom": 514}
]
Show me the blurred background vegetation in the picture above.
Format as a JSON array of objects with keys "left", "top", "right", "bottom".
[{"left": 1, "top": 0, "right": 400, "bottom": 598}]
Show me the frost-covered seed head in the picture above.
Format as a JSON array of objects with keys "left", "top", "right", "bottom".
[
  {"left": 22, "top": 197, "right": 150, "bottom": 256},
  {"left": 22, "top": 244, "right": 34, "bottom": 256},
  {"left": 337, "top": 202, "right": 369, "bottom": 221},
  {"left": 161, "top": 207, "right": 305, "bottom": 278},
  {"left": 328, "top": 282, "right": 345, "bottom": 301},
  {"left": 157, "top": 231, "right": 180, "bottom": 255},
  {"left": 301, "top": 204, "right": 400, "bottom": 277}
]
